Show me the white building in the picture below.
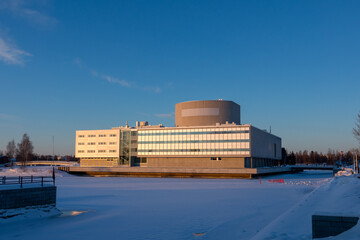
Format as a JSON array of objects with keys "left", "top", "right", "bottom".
[{"left": 75, "top": 100, "right": 282, "bottom": 169}]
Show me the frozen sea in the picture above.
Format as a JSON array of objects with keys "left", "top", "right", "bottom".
[{"left": 1, "top": 167, "right": 353, "bottom": 240}]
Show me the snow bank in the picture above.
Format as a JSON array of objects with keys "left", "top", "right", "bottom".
[
  {"left": 0, "top": 205, "right": 61, "bottom": 224},
  {"left": 251, "top": 175, "right": 360, "bottom": 240},
  {"left": 0, "top": 166, "right": 69, "bottom": 177},
  {"left": 335, "top": 167, "right": 354, "bottom": 176}
]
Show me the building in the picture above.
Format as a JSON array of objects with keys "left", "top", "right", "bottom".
[
  {"left": 75, "top": 127, "right": 138, "bottom": 167},
  {"left": 75, "top": 100, "right": 281, "bottom": 169},
  {"left": 175, "top": 100, "right": 240, "bottom": 127}
]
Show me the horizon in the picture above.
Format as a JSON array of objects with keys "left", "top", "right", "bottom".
[{"left": 1, "top": 1, "right": 359, "bottom": 155}]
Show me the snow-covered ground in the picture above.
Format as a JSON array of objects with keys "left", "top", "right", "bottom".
[{"left": 0, "top": 167, "right": 358, "bottom": 240}]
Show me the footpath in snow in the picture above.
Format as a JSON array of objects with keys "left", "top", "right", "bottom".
[{"left": 250, "top": 169, "right": 360, "bottom": 240}]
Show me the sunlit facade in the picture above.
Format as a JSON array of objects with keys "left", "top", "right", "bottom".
[
  {"left": 75, "top": 100, "right": 282, "bottom": 168},
  {"left": 137, "top": 126, "right": 250, "bottom": 156},
  {"left": 75, "top": 128, "right": 138, "bottom": 167}
]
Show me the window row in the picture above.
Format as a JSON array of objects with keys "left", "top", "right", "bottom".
[
  {"left": 78, "top": 134, "right": 118, "bottom": 138},
  {"left": 138, "top": 139, "right": 249, "bottom": 144},
  {"left": 138, "top": 130, "right": 249, "bottom": 136},
  {"left": 78, "top": 142, "right": 118, "bottom": 145},
  {"left": 78, "top": 150, "right": 117, "bottom": 153},
  {"left": 138, "top": 148, "right": 250, "bottom": 153}
]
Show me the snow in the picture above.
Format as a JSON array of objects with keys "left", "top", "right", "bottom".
[
  {"left": 0, "top": 166, "right": 68, "bottom": 177},
  {"left": 335, "top": 167, "right": 354, "bottom": 176},
  {"left": 0, "top": 205, "right": 61, "bottom": 223},
  {"left": 0, "top": 167, "right": 358, "bottom": 240},
  {"left": 251, "top": 174, "right": 360, "bottom": 240}
]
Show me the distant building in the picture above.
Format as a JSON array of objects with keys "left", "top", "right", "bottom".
[{"left": 75, "top": 100, "right": 281, "bottom": 168}]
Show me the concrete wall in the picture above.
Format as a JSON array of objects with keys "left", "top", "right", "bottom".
[
  {"left": 312, "top": 214, "right": 359, "bottom": 238},
  {"left": 146, "top": 157, "right": 245, "bottom": 168},
  {"left": 250, "top": 126, "right": 282, "bottom": 160},
  {"left": 80, "top": 158, "right": 119, "bottom": 167},
  {"left": 175, "top": 100, "right": 240, "bottom": 127},
  {"left": 0, "top": 186, "right": 56, "bottom": 209}
]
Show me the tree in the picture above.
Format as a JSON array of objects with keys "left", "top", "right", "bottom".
[
  {"left": 17, "top": 133, "right": 34, "bottom": 167},
  {"left": 6, "top": 139, "right": 17, "bottom": 160},
  {"left": 354, "top": 112, "right": 360, "bottom": 144}
]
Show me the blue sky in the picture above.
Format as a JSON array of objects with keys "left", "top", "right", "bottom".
[{"left": 0, "top": 0, "right": 359, "bottom": 155}]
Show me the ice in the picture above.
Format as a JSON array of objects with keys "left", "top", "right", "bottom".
[{"left": 0, "top": 167, "right": 357, "bottom": 240}]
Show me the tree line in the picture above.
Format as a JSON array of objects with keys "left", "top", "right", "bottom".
[
  {"left": 1, "top": 133, "right": 34, "bottom": 166},
  {"left": 283, "top": 148, "right": 358, "bottom": 166},
  {"left": 0, "top": 134, "right": 77, "bottom": 165}
]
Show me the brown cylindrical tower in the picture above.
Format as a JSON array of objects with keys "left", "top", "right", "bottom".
[{"left": 175, "top": 100, "right": 240, "bottom": 127}]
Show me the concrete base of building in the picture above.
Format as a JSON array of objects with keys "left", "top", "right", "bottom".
[
  {"left": 58, "top": 166, "right": 292, "bottom": 179},
  {"left": 145, "top": 157, "right": 246, "bottom": 168}
]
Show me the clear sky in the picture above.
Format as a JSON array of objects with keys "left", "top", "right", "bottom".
[{"left": 0, "top": 0, "right": 359, "bottom": 155}]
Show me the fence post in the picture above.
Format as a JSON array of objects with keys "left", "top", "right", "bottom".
[{"left": 52, "top": 167, "right": 55, "bottom": 186}]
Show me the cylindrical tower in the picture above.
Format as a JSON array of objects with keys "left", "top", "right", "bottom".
[{"left": 175, "top": 100, "right": 240, "bottom": 127}]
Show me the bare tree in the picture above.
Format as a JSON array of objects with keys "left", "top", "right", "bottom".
[
  {"left": 17, "top": 134, "right": 34, "bottom": 167},
  {"left": 6, "top": 139, "right": 17, "bottom": 160},
  {"left": 354, "top": 112, "right": 360, "bottom": 144}
]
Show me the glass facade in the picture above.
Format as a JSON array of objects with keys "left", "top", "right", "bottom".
[
  {"left": 137, "top": 127, "right": 250, "bottom": 156},
  {"left": 119, "top": 129, "right": 131, "bottom": 165}
]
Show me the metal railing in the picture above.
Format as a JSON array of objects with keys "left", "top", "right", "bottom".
[{"left": 0, "top": 175, "right": 55, "bottom": 188}]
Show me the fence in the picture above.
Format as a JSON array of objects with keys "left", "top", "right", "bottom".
[{"left": 0, "top": 175, "right": 55, "bottom": 188}]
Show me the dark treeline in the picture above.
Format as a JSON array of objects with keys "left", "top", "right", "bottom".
[
  {"left": 283, "top": 148, "right": 359, "bottom": 166},
  {"left": 31, "top": 154, "right": 77, "bottom": 161}
]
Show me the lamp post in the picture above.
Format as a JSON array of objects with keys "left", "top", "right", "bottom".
[
  {"left": 52, "top": 136, "right": 55, "bottom": 165},
  {"left": 52, "top": 136, "right": 55, "bottom": 183}
]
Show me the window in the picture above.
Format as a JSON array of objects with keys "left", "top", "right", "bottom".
[
  {"left": 87, "top": 142, "right": 95, "bottom": 145},
  {"left": 87, "top": 150, "right": 95, "bottom": 153},
  {"left": 88, "top": 135, "right": 96, "bottom": 137},
  {"left": 211, "top": 157, "right": 217, "bottom": 161},
  {"left": 78, "top": 135, "right": 85, "bottom": 138},
  {"left": 99, "top": 134, "right": 107, "bottom": 137},
  {"left": 78, "top": 150, "right": 84, "bottom": 153},
  {"left": 98, "top": 142, "right": 106, "bottom": 145},
  {"left": 78, "top": 142, "right": 84, "bottom": 145},
  {"left": 110, "top": 134, "right": 117, "bottom": 137},
  {"left": 109, "top": 150, "right": 116, "bottom": 153},
  {"left": 109, "top": 142, "right": 117, "bottom": 145},
  {"left": 98, "top": 150, "right": 106, "bottom": 153}
]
